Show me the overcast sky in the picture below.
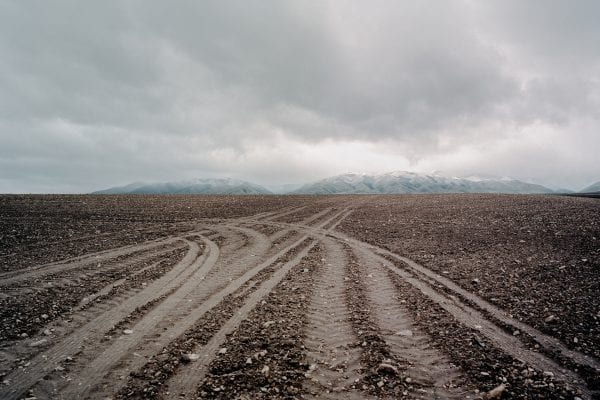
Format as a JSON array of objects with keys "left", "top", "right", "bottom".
[{"left": 1, "top": 1, "right": 599, "bottom": 193}]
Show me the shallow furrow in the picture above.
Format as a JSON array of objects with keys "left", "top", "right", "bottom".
[
  {"left": 0, "top": 236, "right": 203, "bottom": 400},
  {"left": 98, "top": 209, "right": 349, "bottom": 398},
  {"left": 58, "top": 237, "right": 220, "bottom": 398},
  {"left": 354, "top": 247, "right": 467, "bottom": 399},
  {"left": 0, "top": 235, "right": 186, "bottom": 286},
  {"left": 302, "top": 238, "right": 365, "bottom": 400},
  {"left": 165, "top": 241, "right": 317, "bottom": 399},
  {"left": 147, "top": 226, "right": 270, "bottom": 338},
  {"left": 380, "top": 256, "right": 592, "bottom": 397},
  {"left": 92, "top": 233, "right": 316, "bottom": 398},
  {"left": 267, "top": 220, "right": 597, "bottom": 394},
  {"left": 379, "top": 249, "right": 600, "bottom": 374}
]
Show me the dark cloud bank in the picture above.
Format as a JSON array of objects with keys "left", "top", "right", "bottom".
[{"left": 0, "top": 0, "right": 598, "bottom": 193}]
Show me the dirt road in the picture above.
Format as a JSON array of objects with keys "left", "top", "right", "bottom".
[{"left": 0, "top": 198, "right": 598, "bottom": 399}]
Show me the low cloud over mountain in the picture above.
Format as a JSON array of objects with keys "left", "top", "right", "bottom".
[
  {"left": 94, "top": 178, "right": 271, "bottom": 195},
  {"left": 94, "top": 172, "right": 565, "bottom": 195},
  {"left": 293, "top": 172, "right": 555, "bottom": 194}
]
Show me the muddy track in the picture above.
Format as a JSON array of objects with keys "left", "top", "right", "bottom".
[
  {"left": 58, "top": 236, "right": 220, "bottom": 399},
  {"left": 378, "top": 249, "right": 600, "bottom": 375},
  {"left": 165, "top": 241, "right": 317, "bottom": 399},
  {"left": 0, "top": 236, "right": 205, "bottom": 400},
  {"left": 302, "top": 238, "right": 366, "bottom": 400},
  {"left": 0, "top": 242, "right": 183, "bottom": 298},
  {"left": 252, "top": 217, "right": 597, "bottom": 397},
  {"left": 0, "top": 209, "right": 350, "bottom": 399},
  {"left": 89, "top": 209, "right": 352, "bottom": 398},
  {"left": 0, "top": 235, "right": 188, "bottom": 287},
  {"left": 352, "top": 246, "right": 468, "bottom": 399},
  {"left": 4, "top": 202, "right": 593, "bottom": 399}
]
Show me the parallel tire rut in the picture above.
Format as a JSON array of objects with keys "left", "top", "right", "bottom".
[
  {"left": 3, "top": 203, "right": 591, "bottom": 400},
  {"left": 302, "top": 238, "right": 366, "bottom": 400},
  {"left": 353, "top": 246, "right": 468, "bottom": 399},
  {"left": 0, "top": 236, "right": 204, "bottom": 400}
]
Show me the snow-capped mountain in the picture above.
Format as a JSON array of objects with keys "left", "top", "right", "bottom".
[
  {"left": 292, "top": 172, "right": 555, "bottom": 194},
  {"left": 580, "top": 180, "right": 600, "bottom": 193},
  {"left": 93, "top": 178, "right": 272, "bottom": 195}
]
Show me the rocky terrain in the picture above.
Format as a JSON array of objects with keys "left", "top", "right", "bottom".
[{"left": 0, "top": 194, "right": 598, "bottom": 399}]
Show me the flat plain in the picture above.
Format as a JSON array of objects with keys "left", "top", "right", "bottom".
[{"left": 0, "top": 194, "right": 598, "bottom": 399}]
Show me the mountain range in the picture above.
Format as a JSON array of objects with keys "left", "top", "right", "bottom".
[
  {"left": 93, "top": 172, "right": 598, "bottom": 195},
  {"left": 580, "top": 180, "right": 600, "bottom": 194},
  {"left": 93, "top": 178, "right": 271, "bottom": 195},
  {"left": 291, "top": 172, "right": 556, "bottom": 194}
]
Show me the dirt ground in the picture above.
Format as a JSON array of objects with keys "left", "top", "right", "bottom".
[{"left": 0, "top": 194, "right": 598, "bottom": 399}]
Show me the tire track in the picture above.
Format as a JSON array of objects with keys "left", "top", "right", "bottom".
[
  {"left": 165, "top": 241, "right": 317, "bottom": 399},
  {"left": 302, "top": 238, "right": 366, "bottom": 400},
  {"left": 236, "top": 206, "right": 306, "bottom": 223},
  {"left": 265, "top": 219, "right": 597, "bottom": 396},
  {"left": 0, "top": 244, "right": 181, "bottom": 309},
  {"left": 94, "top": 209, "right": 349, "bottom": 399},
  {"left": 376, "top": 252, "right": 592, "bottom": 397},
  {"left": 59, "top": 236, "right": 220, "bottom": 399},
  {"left": 92, "top": 238, "right": 302, "bottom": 398},
  {"left": 0, "top": 235, "right": 186, "bottom": 287},
  {"left": 83, "top": 211, "right": 314, "bottom": 396},
  {"left": 353, "top": 246, "right": 468, "bottom": 399},
  {"left": 253, "top": 217, "right": 595, "bottom": 396},
  {"left": 262, "top": 206, "right": 307, "bottom": 221},
  {"left": 1, "top": 242, "right": 184, "bottom": 299},
  {"left": 0, "top": 236, "right": 204, "bottom": 400},
  {"left": 140, "top": 225, "right": 271, "bottom": 343},
  {"left": 378, "top": 249, "right": 600, "bottom": 375}
]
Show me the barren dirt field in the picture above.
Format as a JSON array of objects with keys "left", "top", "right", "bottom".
[{"left": 0, "top": 194, "right": 598, "bottom": 399}]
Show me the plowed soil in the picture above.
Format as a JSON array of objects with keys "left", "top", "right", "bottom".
[{"left": 0, "top": 194, "right": 598, "bottom": 399}]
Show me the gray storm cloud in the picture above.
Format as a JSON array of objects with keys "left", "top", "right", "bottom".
[{"left": 0, "top": 0, "right": 598, "bottom": 192}]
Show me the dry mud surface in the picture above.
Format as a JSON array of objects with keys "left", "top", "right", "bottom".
[{"left": 0, "top": 194, "right": 598, "bottom": 399}]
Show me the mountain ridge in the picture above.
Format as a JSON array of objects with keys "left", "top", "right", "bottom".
[
  {"left": 93, "top": 172, "right": 588, "bottom": 195},
  {"left": 292, "top": 172, "right": 556, "bottom": 194},
  {"left": 93, "top": 178, "right": 272, "bottom": 195},
  {"left": 580, "top": 180, "right": 600, "bottom": 193}
]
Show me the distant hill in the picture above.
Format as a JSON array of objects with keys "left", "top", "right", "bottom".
[
  {"left": 580, "top": 180, "right": 600, "bottom": 194},
  {"left": 93, "top": 172, "right": 563, "bottom": 195},
  {"left": 93, "top": 178, "right": 272, "bottom": 195},
  {"left": 292, "top": 172, "right": 555, "bottom": 194}
]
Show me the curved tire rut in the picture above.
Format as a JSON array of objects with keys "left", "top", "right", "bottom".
[
  {"left": 0, "top": 236, "right": 204, "bottom": 400},
  {"left": 58, "top": 236, "right": 220, "bottom": 399},
  {"left": 254, "top": 217, "right": 596, "bottom": 397},
  {"left": 107, "top": 208, "right": 351, "bottom": 399},
  {"left": 0, "top": 236, "right": 187, "bottom": 287},
  {"left": 165, "top": 241, "right": 317, "bottom": 399}
]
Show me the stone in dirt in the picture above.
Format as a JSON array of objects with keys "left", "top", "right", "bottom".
[
  {"left": 261, "top": 365, "right": 270, "bottom": 377},
  {"left": 376, "top": 363, "right": 398, "bottom": 375},
  {"left": 262, "top": 320, "right": 275, "bottom": 328},
  {"left": 122, "top": 329, "right": 133, "bottom": 335},
  {"left": 181, "top": 353, "right": 200, "bottom": 363},
  {"left": 486, "top": 383, "right": 506, "bottom": 399},
  {"left": 544, "top": 315, "right": 557, "bottom": 323},
  {"left": 29, "top": 339, "right": 47, "bottom": 347}
]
